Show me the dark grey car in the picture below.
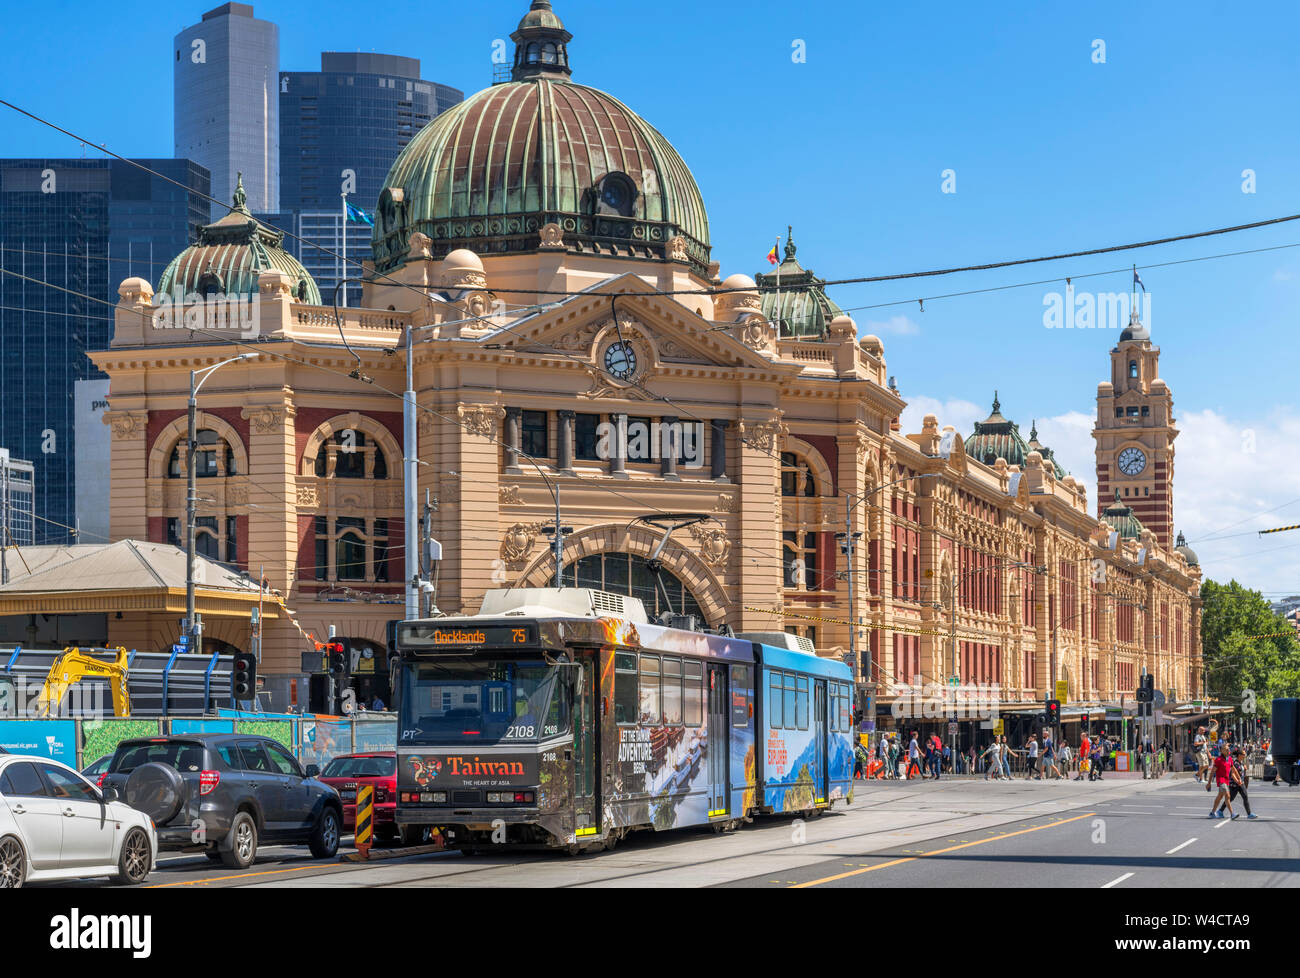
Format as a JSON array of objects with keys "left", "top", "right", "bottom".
[{"left": 100, "top": 734, "right": 343, "bottom": 869}]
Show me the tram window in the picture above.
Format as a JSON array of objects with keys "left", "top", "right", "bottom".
[
  {"left": 731, "top": 665, "right": 750, "bottom": 724},
  {"left": 684, "top": 661, "right": 703, "bottom": 725},
  {"left": 783, "top": 673, "right": 797, "bottom": 730},
  {"left": 796, "top": 676, "right": 809, "bottom": 730},
  {"left": 662, "top": 657, "right": 682, "bottom": 725},
  {"left": 839, "top": 683, "right": 851, "bottom": 731},
  {"left": 828, "top": 684, "right": 839, "bottom": 732},
  {"left": 614, "top": 653, "right": 638, "bottom": 724},
  {"left": 769, "top": 672, "right": 783, "bottom": 728},
  {"left": 639, "top": 655, "right": 661, "bottom": 724}
]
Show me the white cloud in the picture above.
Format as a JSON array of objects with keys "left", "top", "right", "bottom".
[
  {"left": 1032, "top": 411, "right": 1096, "bottom": 498},
  {"left": 899, "top": 395, "right": 983, "bottom": 438},
  {"left": 1170, "top": 407, "right": 1300, "bottom": 593},
  {"left": 863, "top": 314, "right": 920, "bottom": 336}
]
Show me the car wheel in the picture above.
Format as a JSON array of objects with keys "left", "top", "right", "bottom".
[
  {"left": 309, "top": 808, "right": 340, "bottom": 859},
  {"left": 113, "top": 828, "right": 151, "bottom": 885},
  {"left": 221, "top": 812, "right": 258, "bottom": 869},
  {"left": 0, "top": 835, "right": 26, "bottom": 889}
]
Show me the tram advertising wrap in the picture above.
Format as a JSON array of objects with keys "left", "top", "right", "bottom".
[{"left": 392, "top": 591, "right": 854, "bottom": 853}]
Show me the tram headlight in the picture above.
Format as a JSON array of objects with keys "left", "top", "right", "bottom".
[{"left": 486, "top": 792, "right": 502, "bottom": 803}]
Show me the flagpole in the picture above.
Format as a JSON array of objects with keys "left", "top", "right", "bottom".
[
  {"left": 775, "top": 234, "right": 781, "bottom": 336},
  {"left": 341, "top": 193, "right": 348, "bottom": 309}
]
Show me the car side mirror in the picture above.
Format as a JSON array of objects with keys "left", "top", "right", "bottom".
[
  {"left": 101, "top": 784, "right": 120, "bottom": 804},
  {"left": 305, "top": 764, "right": 320, "bottom": 778}
]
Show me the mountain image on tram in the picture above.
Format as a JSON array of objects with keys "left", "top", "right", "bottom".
[{"left": 392, "top": 588, "right": 854, "bottom": 852}]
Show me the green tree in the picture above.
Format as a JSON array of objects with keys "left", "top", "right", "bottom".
[{"left": 1200, "top": 579, "right": 1300, "bottom": 719}]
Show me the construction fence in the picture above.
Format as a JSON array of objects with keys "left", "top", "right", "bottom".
[{"left": 0, "top": 710, "right": 398, "bottom": 771}]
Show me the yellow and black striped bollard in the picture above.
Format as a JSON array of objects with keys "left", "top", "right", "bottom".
[{"left": 355, "top": 785, "right": 374, "bottom": 859}]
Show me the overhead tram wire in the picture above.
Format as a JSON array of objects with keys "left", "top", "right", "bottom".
[{"left": 3, "top": 98, "right": 1298, "bottom": 304}]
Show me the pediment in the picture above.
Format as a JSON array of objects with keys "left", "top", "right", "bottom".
[{"left": 485, "top": 274, "right": 788, "bottom": 375}]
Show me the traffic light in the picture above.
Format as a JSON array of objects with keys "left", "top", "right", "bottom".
[
  {"left": 326, "top": 637, "right": 351, "bottom": 677},
  {"left": 1045, "top": 699, "right": 1061, "bottom": 725},
  {"left": 232, "top": 651, "right": 257, "bottom": 700},
  {"left": 1136, "top": 674, "right": 1154, "bottom": 702}
]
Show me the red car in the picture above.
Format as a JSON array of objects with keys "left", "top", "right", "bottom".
[{"left": 318, "top": 752, "right": 398, "bottom": 843}]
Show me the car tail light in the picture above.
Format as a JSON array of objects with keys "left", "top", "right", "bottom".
[
  {"left": 199, "top": 770, "right": 220, "bottom": 795},
  {"left": 96, "top": 773, "right": 108, "bottom": 787},
  {"left": 514, "top": 791, "right": 534, "bottom": 803}
]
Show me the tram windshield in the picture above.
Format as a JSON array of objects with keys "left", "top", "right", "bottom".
[{"left": 398, "top": 658, "right": 569, "bottom": 745}]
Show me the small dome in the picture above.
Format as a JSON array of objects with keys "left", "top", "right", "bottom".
[
  {"left": 119, "top": 277, "right": 153, "bottom": 299},
  {"left": 755, "top": 228, "right": 843, "bottom": 337},
  {"left": 1102, "top": 489, "right": 1146, "bottom": 541},
  {"left": 517, "top": 0, "right": 565, "bottom": 30},
  {"left": 1175, "top": 531, "right": 1199, "bottom": 566},
  {"left": 158, "top": 175, "right": 321, "bottom": 304},
  {"left": 720, "top": 273, "right": 756, "bottom": 291}
]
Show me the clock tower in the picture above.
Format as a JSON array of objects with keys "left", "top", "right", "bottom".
[{"left": 1093, "top": 307, "right": 1177, "bottom": 549}]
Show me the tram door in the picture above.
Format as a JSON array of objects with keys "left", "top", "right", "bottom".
[
  {"left": 707, "top": 664, "right": 729, "bottom": 815},
  {"left": 814, "top": 680, "right": 828, "bottom": 804},
  {"left": 574, "top": 655, "right": 599, "bottom": 836}
]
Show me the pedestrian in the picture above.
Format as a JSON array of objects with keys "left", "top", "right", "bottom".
[
  {"left": 1042, "top": 731, "right": 1061, "bottom": 780},
  {"left": 1075, "top": 730, "right": 1090, "bottom": 781},
  {"left": 1207, "top": 743, "right": 1234, "bottom": 819},
  {"left": 907, "top": 730, "right": 924, "bottom": 780},
  {"left": 1025, "top": 734, "right": 1040, "bottom": 779},
  {"left": 890, "top": 736, "right": 901, "bottom": 778},
  {"left": 966, "top": 744, "right": 977, "bottom": 776},
  {"left": 1058, "top": 738, "right": 1072, "bottom": 779},
  {"left": 1222, "top": 747, "right": 1258, "bottom": 819},
  {"left": 1094, "top": 734, "right": 1107, "bottom": 780},
  {"left": 999, "top": 735, "right": 1015, "bottom": 778},
  {"left": 982, "top": 740, "right": 1002, "bottom": 780},
  {"left": 1193, "top": 728, "right": 1209, "bottom": 782}
]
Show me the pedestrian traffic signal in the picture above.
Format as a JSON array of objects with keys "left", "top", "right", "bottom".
[
  {"left": 232, "top": 651, "right": 257, "bottom": 699},
  {"left": 1045, "top": 699, "right": 1061, "bottom": 724},
  {"left": 326, "top": 638, "right": 351, "bottom": 676}
]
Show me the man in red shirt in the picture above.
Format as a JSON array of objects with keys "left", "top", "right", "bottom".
[
  {"left": 1208, "top": 744, "right": 1234, "bottom": 818},
  {"left": 1075, "top": 732, "right": 1091, "bottom": 781}
]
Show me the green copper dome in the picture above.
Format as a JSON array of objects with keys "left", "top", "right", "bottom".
[
  {"left": 756, "top": 229, "right": 844, "bottom": 338},
  {"left": 370, "top": 3, "right": 710, "bottom": 276},
  {"left": 158, "top": 175, "right": 320, "bottom": 304},
  {"left": 1102, "top": 490, "right": 1146, "bottom": 541},
  {"left": 966, "top": 394, "right": 1071, "bottom": 477}
]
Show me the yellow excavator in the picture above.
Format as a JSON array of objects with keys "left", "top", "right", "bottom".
[{"left": 36, "top": 647, "right": 132, "bottom": 718}]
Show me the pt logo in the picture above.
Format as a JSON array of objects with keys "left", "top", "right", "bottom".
[{"left": 409, "top": 756, "right": 442, "bottom": 786}]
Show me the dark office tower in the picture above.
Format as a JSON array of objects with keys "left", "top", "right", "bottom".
[
  {"left": 0, "top": 159, "right": 209, "bottom": 543},
  {"left": 175, "top": 3, "right": 279, "bottom": 220},
  {"left": 280, "top": 53, "right": 462, "bottom": 305}
]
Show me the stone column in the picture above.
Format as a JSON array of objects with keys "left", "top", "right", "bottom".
[
  {"left": 503, "top": 406, "right": 523, "bottom": 474},
  {"left": 104, "top": 410, "right": 150, "bottom": 541},
  {"left": 710, "top": 419, "right": 729, "bottom": 482},
  {"left": 610, "top": 413, "right": 628, "bottom": 479},
  {"left": 660, "top": 416, "right": 680, "bottom": 481},
  {"left": 557, "top": 410, "right": 575, "bottom": 475}
]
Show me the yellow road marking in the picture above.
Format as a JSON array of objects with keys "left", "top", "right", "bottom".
[
  {"left": 791, "top": 812, "right": 1095, "bottom": 888},
  {"left": 147, "top": 864, "right": 325, "bottom": 888}
]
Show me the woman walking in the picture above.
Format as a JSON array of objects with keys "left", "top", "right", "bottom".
[
  {"left": 1217, "top": 747, "right": 1258, "bottom": 819},
  {"left": 1207, "top": 743, "right": 1234, "bottom": 819}
]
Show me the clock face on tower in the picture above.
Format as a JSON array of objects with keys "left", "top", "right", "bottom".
[
  {"left": 1117, "top": 447, "right": 1147, "bottom": 476},
  {"left": 602, "top": 340, "right": 638, "bottom": 381}
]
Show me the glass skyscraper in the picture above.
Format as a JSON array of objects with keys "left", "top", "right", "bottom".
[
  {"left": 174, "top": 2, "right": 279, "bottom": 220},
  {"left": 0, "top": 158, "right": 209, "bottom": 543},
  {"left": 279, "top": 53, "right": 462, "bottom": 305}
]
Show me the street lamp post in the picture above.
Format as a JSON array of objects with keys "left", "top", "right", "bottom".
[{"left": 185, "top": 353, "right": 257, "bottom": 648}]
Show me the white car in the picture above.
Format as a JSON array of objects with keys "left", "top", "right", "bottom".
[{"left": 0, "top": 751, "right": 156, "bottom": 888}]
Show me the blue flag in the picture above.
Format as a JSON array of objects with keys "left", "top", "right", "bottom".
[
  {"left": 345, "top": 201, "right": 373, "bottom": 226},
  {"left": 1132, "top": 268, "right": 1145, "bottom": 293}
]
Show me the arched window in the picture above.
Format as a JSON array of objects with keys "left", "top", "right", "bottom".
[
  {"left": 542, "top": 42, "right": 557, "bottom": 64},
  {"left": 527, "top": 42, "right": 540, "bottom": 63},
  {"left": 780, "top": 452, "right": 816, "bottom": 497},
  {"left": 556, "top": 552, "right": 707, "bottom": 624},
  {"left": 168, "top": 429, "right": 236, "bottom": 478},
  {"left": 336, "top": 522, "right": 368, "bottom": 581},
  {"left": 314, "top": 429, "right": 386, "bottom": 479},
  {"left": 1129, "top": 360, "right": 1138, "bottom": 379}
]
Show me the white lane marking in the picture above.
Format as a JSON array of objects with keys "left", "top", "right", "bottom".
[
  {"left": 1213, "top": 818, "right": 1230, "bottom": 830},
  {"left": 1102, "top": 872, "right": 1134, "bottom": 888},
  {"left": 1165, "top": 838, "right": 1197, "bottom": 854}
]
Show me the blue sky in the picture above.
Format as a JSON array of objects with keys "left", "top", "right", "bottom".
[{"left": 2, "top": 0, "right": 1298, "bottom": 594}]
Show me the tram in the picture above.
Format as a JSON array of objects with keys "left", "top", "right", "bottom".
[{"left": 392, "top": 588, "right": 854, "bottom": 852}]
